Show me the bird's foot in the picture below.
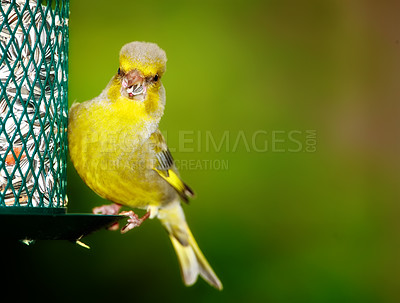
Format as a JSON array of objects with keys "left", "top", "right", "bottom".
[
  {"left": 93, "top": 203, "right": 122, "bottom": 231},
  {"left": 120, "top": 210, "right": 151, "bottom": 234},
  {"left": 93, "top": 203, "right": 122, "bottom": 215}
]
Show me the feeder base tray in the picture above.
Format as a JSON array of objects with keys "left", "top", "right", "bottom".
[{"left": 0, "top": 208, "right": 124, "bottom": 241}]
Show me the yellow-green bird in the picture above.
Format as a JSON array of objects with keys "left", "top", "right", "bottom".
[{"left": 68, "top": 41, "right": 222, "bottom": 290}]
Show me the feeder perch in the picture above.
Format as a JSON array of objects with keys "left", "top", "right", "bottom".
[{"left": 0, "top": 0, "right": 123, "bottom": 242}]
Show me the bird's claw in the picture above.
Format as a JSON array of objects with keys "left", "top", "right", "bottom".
[
  {"left": 92, "top": 204, "right": 150, "bottom": 233},
  {"left": 93, "top": 203, "right": 121, "bottom": 215},
  {"left": 93, "top": 203, "right": 122, "bottom": 230},
  {"left": 120, "top": 210, "right": 150, "bottom": 234}
]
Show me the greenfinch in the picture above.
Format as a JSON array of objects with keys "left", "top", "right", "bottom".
[{"left": 68, "top": 41, "right": 222, "bottom": 290}]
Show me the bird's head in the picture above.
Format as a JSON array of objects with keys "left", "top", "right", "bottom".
[{"left": 117, "top": 42, "right": 167, "bottom": 102}]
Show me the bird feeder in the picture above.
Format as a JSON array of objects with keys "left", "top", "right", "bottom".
[{"left": 0, "top": 0, "right": 122, "bottom": 242}]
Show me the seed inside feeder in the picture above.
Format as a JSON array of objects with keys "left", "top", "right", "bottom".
[{"left": 0, "top": 0, "right": 68, "bottom": 207}]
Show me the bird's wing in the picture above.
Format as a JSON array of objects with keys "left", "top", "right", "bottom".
[{"left": 150, "top": 130, "right": 194, "bottom": 203}]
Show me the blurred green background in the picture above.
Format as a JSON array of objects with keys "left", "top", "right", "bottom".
[{"left": 4, "top": 0, "right": 400, "bottom": 302}]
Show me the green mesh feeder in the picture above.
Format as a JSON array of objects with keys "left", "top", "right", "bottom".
[{"left": 0, "top": 0, "right": 122, "bottom": 241}]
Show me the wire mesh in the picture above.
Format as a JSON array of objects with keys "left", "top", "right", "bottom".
[{"left": 0, "top": 0, "right": 69, "bottom": 209}]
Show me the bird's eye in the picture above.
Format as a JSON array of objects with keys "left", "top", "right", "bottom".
[
  {"left": 153, "top": 74, "right": 159, "bottom": 82},
  {"left": 118, "top": 68, "right": 121, "bottom": 75}
]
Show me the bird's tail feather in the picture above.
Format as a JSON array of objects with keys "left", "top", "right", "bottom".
[{"left": 158, "top": 203, "right": 222, "bottom": 290}]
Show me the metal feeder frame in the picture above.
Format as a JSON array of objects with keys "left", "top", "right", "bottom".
[{"left": 0, "top": 0, "right": 123, "bottom": 242}]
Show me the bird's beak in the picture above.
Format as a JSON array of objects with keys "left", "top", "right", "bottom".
[{"left": 121, "top": 70, "right": 147, "bottom": 98}]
